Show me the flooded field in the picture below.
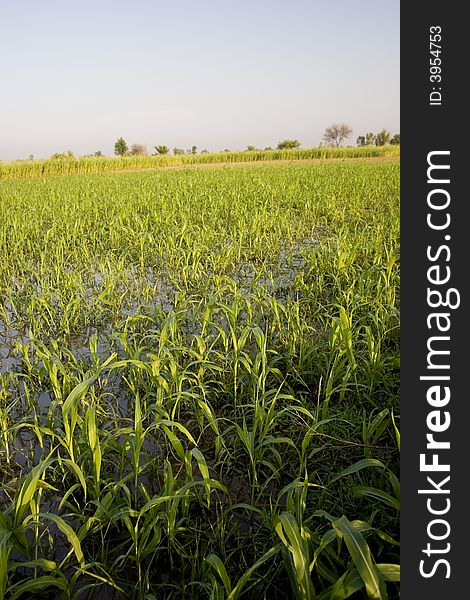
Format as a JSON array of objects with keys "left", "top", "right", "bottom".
[{"left": 0, "top": 160, "right": 400, "bottom": 599}]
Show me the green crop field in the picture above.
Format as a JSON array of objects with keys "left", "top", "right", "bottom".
[
  {"left": 0, "top": 145, "right": 400, "bottom": 181},
  {"left": 0, "top": 158, "right": 400, "bottom": 599}
]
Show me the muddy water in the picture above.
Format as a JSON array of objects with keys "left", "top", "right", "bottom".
[{"left": 0, "top": 236, "right": 323, "bottom": 439}]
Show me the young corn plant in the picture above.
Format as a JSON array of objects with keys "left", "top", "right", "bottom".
[
  {"left": 312, "top": 513, "right": 399, "bottom": 600},
  {"left": 321, "top": 306, "right": 358, "bottom": 419}
]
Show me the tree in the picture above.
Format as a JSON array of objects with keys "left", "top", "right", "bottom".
[
  {"left": 365, "top": 132, "right": 375, "bottom": 145},
  {"left": 322, "top": 123, "right": 352, "bottom": 147},
  {"left": 154, "top": 145, "right": 169, "bottom": 155},
  {"left": 277, "top": 139, "right": 300, "bottom": 150},
  {"left": 356, "top": 136, "right": 366, "bottom": 147},
  {"left": 375, "top": 129, "right": 391, "bottom": 146},
  {"left": 173, "top": 148, "right": 185, "bottom": 155},
  {"left": 130, "top": 144, "right": 148, "bottom": 156},
  {"left": 114, "top": 137, "right": 128, "bottom": 156},
  {"left": 50, "top": 150, "right": 75, "bottom": 159},
  {"left": 191, "top": 145, "right": 197, "bottom": 154},
  {"left": 246, "top": 145, "right": 256, "bottom": 151},
  {"left": 390, "top": 133, "right": 400, "bottom": 145}
]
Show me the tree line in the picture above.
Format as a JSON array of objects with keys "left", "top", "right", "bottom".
[
  {"left": 16, "top": 124, "right": 399, "bottom": 162},
  {"left": 111, "top": 124, "right": 399, "bottom": 158},
  {"left": 356, "top": 130, "right": 400, "bottom": 146},
  {"left": 321, "top": 124, "right": 399, "bottom": 147},
  {"left": 112, "top": 138, "right": 305, "bottom": 157}
]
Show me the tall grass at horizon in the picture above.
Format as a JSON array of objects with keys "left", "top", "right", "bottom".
[{"left": 0, "top": 145, "right": 400, "bottom": 181}]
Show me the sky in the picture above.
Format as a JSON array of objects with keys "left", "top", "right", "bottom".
[{"left": 0, "top": 0, "right": 399, "bottom": 161}]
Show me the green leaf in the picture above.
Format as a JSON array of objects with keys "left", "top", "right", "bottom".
[
  {"left": 39, "top": 513, "right": 85, "bottom": 567},
  {"left": 331, "top": 459, "right": 386, "bottom": 482},
  {"left": 377, "top": 563, "right": 400, "bottom": 582},
  {"left": 274, "top": 512, "right": 315, "bottom": 599},
  {"left": 206, "top": 553, "right": 232, "bottom": 596},
  {"left": 62, "top": 374, "right": 97, "bottom": 412},
  {"left": 191, "top": 447, "right": 211, "bottom": 506},
  {"left": 329, "top": 565, "right": 364, "bottom": 600},
  {"left": 62, "top": 459, "right": 87, "bottom": 499},
  {"left": 86, "top": 405, "right": 102, "bottom": 488},
  {"left": 15, "top": 460, "right": 52, "bottom": 527},
  {"left": 228, "top": 545, "right": 280, "bottom": 600},
  {"left": 333, "top": 516, "right": 387, "bottom": 600},
  {"left": 391, "top": 410, "right": 400, "bottom": 451},
  {"left": 352, "top": 486, "right": 400, "bottom": 511},
  {"left": 156, "top": 419, "right": 196, "bottom": 445},
  {"left": 9, "top": 558, "right": 57, "bottom": 572},
  {"left": 9, "top": 575, "right": 67, "bottom": 600},
  {"left": 162, "top": 425, "right": 185, "bottom": 462}
]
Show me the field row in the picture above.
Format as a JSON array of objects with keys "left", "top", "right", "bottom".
[{"left": 0, "top": 146, "right": 400, "bottom": 181}]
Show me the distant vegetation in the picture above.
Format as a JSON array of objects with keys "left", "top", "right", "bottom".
[
  {"left": 154, "top": 145, "right": 169, "bottom": 155},
  {"left": 0, "top": 145, "right": 400, "bottom": 181},
  {"left": 277, "top": 139, "right": 301, "bottom": 150},
  {"left": 4, "top": 127, "right": 399, "bottom": 165},
  {"left": 130, "top": 143, "right": 148, "bottom": 156},
  {"left": 114, "top": 137, "right": 128, "bottom": 156},
  {"left": 356, "top": 130, "right": 400, "bottom": 147},
  {"left": 322, "top": 123, "right": 353, "bottom": 147},
  {"left": 50, "top": 150, "right": 75, "bottom": 160}
]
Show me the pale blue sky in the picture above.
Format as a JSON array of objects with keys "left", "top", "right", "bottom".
[{"left": 0, "top": 0, "right": 399, "bottom": 160}]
